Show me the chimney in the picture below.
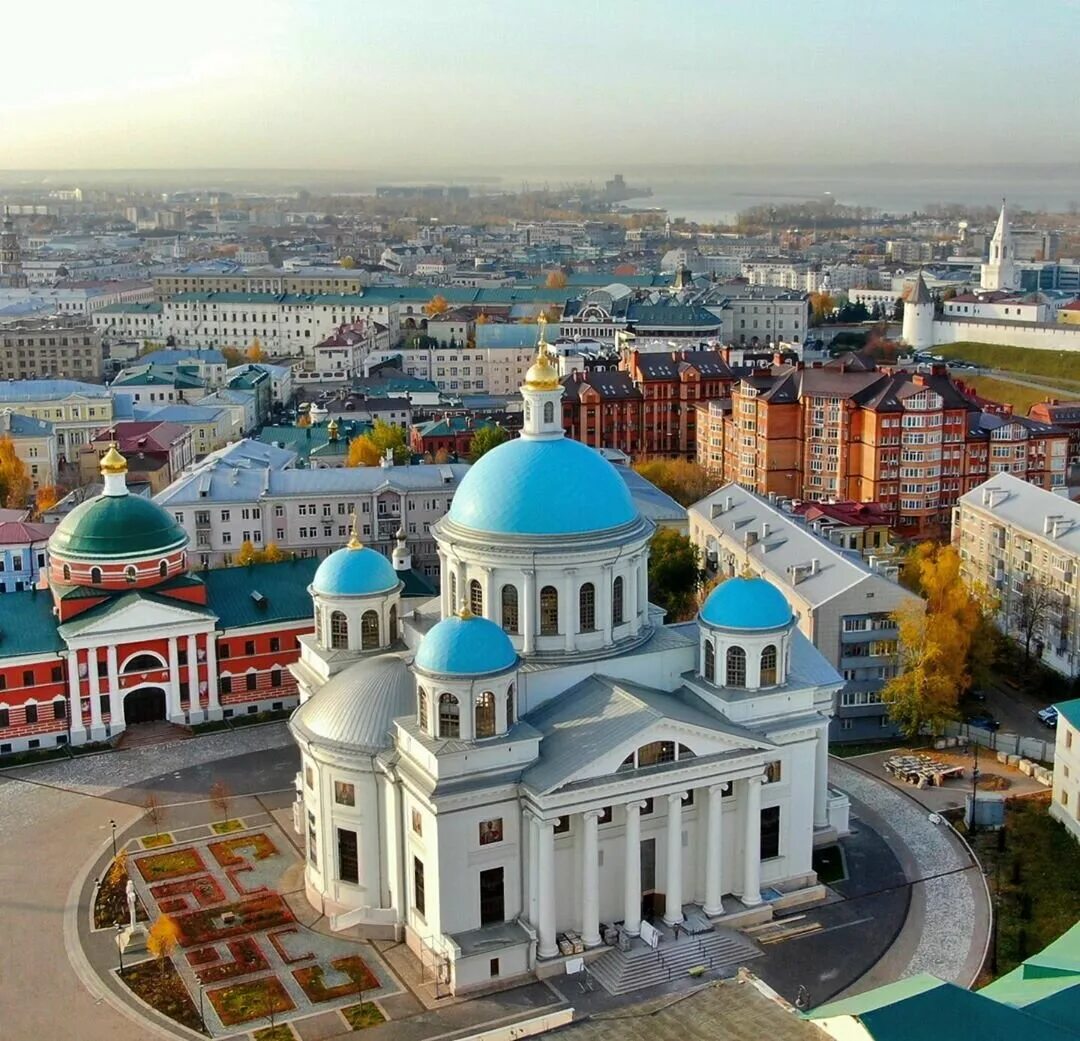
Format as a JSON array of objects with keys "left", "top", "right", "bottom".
[
  {"left": 724, "top": 494, "right": 733, "bottom": 512},
  {"left": 761, "top": 521, "right": 770, "bottom": 539},
  {"left": 810, "top": 558, "right": 820, "bottom": 575}
]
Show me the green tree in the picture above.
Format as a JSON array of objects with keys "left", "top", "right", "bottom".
[
  {"left": 647, "top": 529, "right": 702, "bottom": 622},
  {"left": 632, "top": 458, "right": 722, "bottom": 508},
  {"left": 469, "top": 425, "right": 509, "bottom": 461},
  {"left": 367, "top": 418, "right": 410, "bottom": 464}
]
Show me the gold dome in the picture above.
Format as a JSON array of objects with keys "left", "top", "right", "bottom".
[
  {"left": 524, "top": 313, "right": 560, "bottom": 390},
  {"left": 99, "top": 445, "right": 128, "bottom": 475}
]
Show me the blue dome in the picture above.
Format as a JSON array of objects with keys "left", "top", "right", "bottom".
[
  {"left": 447, "top": 437, "right": 638, "bottom": 536},
  {"left": 415, "top": 614, "right": 517, "bottom": 676},
  {"left": 312, "top": 545, "right": 399, "bottom": 597},
  {"left": 700, "top": 577, "right": 793, "bottom": 631}
]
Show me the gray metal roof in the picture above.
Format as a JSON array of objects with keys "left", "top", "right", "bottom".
[
  {"left": 290, "top": 653, "right": 414, "bottom": 754},
  {"left": 617, "top": 467, "right": 686, "bottom": 526},
  {"left": 958, "top": 473, "right": 1080, "bottom": 555}
]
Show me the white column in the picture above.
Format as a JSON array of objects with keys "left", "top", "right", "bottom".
[
  {"left": 663, "top": 792, "right": 685, "bottom": 925},
  {"left": 87, "top": 649, "right": 104, "bottom": 739},
  {"left": 527, "top": 813, "right": 540, "bottom": 928},
  {"left": 627, "top": 560, "right": 640, "bottom": 635},
  {"left": 187, "top": 634, "right": 202, "bottom": 724},
  {"left": 741, "top": 775, "right": 763, "bottom": 906},
  {"left": 483, "top": 566, "right": 496, "bottom": 623},
  {"left": 523, "top": 570, "right": 536, "bottom": 654},
  {"left": 438, "top": 550, "right": 449, "bottom": 617},
  {"left": 814, "top": 722, "right": 831, "bottom": 829},
  {"left": 623, "top": 800, "right": 644, "bottom": 936},
  {"left": 67, "top": 651, "right": 85, "bottom": 742},
  {"left": 562, "top": 571, "right": 575, "bottom": 652},
  {"left": 455, "top": 560, "right": 467, "bottom": 611},
  {"left": 205, "top": 633, "right": 222, "bottom": 718},
  {"left": 106, "top": 645, "right": 119, "bottom": 724},
  {"left": 704, "top": 784, "right": 725, "bottom": 916},
  {"left": 600, "top": 565, "right": 613, "bottom": 645},
  {"left": 167, "top": 637, "right": 183, "bottom": 721},
  {"left": 537, "top": 820, "right": 557, "bottom": 959},
  {"left": 636, "top": 557, "right": 648, "bottom": 629},
  {"left": 580, "top": 810, "right": 602, "bottom": 947}
]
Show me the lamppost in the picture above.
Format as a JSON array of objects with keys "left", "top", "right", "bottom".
[
  {"left": 109, "top": 818, "right": 117, "bottom": 859},
  {"left": 199, "top": 981, "right": 206, "bottom": 1034},
  {"left": 115, "top": 923, "right": 125, "bottom": 978},
  {"left": 970, "top": 739, "right": 980, "bottom": 836}
]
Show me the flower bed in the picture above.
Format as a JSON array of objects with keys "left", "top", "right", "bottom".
[
  {"left": 141, "top": 833, "right": 174, "bottom": 849},
  {"left": 227, "top": 865, "right": 268, "bottom": 895},
  {"left": 207, "top": 976, "right": 295, "bottom": 1026},
  {"left": 267, "top": 927, "right": 313, "bottom": 965},
  {"left": 135, "top": 847, "right": 206, "bottom": 883},
  {"left": 194, "top": 937, "right": 269, "bottom": 984},
  {"left": 211, "top": 819, "right": 244, "bottom": 835},
  {"left": 253, "top": 1027, "right": 294, "bottom": 1041},
  {"left": 120, "top": 958, "right": 204, "bottom": 1032},
  {"left": 158, "top": 897, "right": 188, "bottom": 914},
  {"left": 342, "top": 1002, "right": 386, "bottom": 1030},
  {"left": 209, "top": 832, "right": 278, "bottom": 868},
  {"left": 151, "top": 874, "right": 225, "bottom": 908},
  {"left": 175, "top": 892, "right": 294, "bottom": 947},
  {"left": 293, "top": 956, "right": 379, "bottom": 1003},
  {"left": 187, "top": 946, "right": 220, "bottom": 967}
]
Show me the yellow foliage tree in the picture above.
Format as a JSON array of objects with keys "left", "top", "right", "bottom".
[
  {"left": 347, "top": 435, "right": 382, "bottom": 467},
  {"left": 475, "top": 312, "right": 489, "bottom": 325},
  {"left": 236, "top": 540, "right": 259, "bottom": 566},
  {"left": 368, "top": 418, "right": 409, "bottom": 464},
  {"left": 262, "top": 541, "right": 286, "bottom": 563},
  {"left": 147, "top": 914, "right": 181, "bottom": 977},
  {"left": 246, "top": 337, "right": 266, "bottom": 362},
  {"left": 809, "top": 292, "right": 836, "bottom": 325},
  {"left": 0, "top": 437, "right": 31, "bottom": 509},
  {"left": 632, "top": 458, "right": 722, "bottom": 508},
  {"left": 423, "top": 294, "right": 450, "bottom": 317},
  {"left": 297, "top": 413, "right": 312, "bottom": 428},
  {"left": 544, "top": 269, "right": 568, "bottom": 289},
  {"left": 34, "top": 485, "right": 62, "bottom": 517},
  {"left": 221, "top": 346, "right": 244, "bottom": 368},
  {"left": 433, "top": 447, "right": 452, "bottom": 464},
  {"left": 340, "top": 255, "right": 356, "bottom": 269}
]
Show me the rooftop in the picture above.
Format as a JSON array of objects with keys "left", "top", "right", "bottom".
[{"left": 958, "top": 473, "right": 1080, "bottom": 555}]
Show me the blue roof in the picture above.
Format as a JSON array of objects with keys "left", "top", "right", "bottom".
[
  {"left": 446, "top": 435, "right": 638, "bottom": 536},
  {"left": 699, "top": 576, "right": 793, "bottom": 631},
  {"left": 414, "top": 614, "right": 517, "bottom": 676},
  {"left": 312, "top": 545, "right": 399, "bottom": 597}
]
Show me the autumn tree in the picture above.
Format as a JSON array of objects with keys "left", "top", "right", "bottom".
[
  {"left": 246, "top": 337, "right": 266, "bottom": 362},
  {"left": 262, "top": 541, "right": 286, "bottom": 563},
  {"left": 648, "top": 529, "right": 703, "bottom": 622},
  {"left": 544, "top": 269, "right": 568, "bottom": 289},
  {"left": 433, "top": 447, "right": 452, "bottom": 464},
  {"left": 632, "top": 458, "right": 722, "bottom": 508},
  {"left": 809, "top": 292, "right": 836, "bottom": 325},
  {"left": 367, "top": 418, "right": 410, "bottom": 464},
  {"left": 297, "top": 413, "right": 312, "bottom": 428},
  {"left": 236, "top": 540, "right": 259, "bottom": 566},
  {"left": 475, "top": 312, "right": 489, "bottom": 325},
  {"left": 209, "top": 780, "right": 232, "bottom": 825},
  {"left": 347, "top": 435, "right": 382, "bottom": 467},
  {"left": 1013, "top": 574, "right": 1052, "bottom": 663},
  {"left": 340, "top": 255, "right": 356, "bottom": 269},
  {"left": 0, "top": 437, "right": 30, "bottom": 509},
  {"left": 34, "top": 485, "right": 62, "bottom": 517},
  {"left": 221, "top": 346, "right": 244, "bottom": 368},
  {"left": 147, "top": 914, "right": 181, "bottom": 977},
  {"left": 468, "top": 425, "right": 509, "bottom": 461},
  {"left": 423, "top": 294, "right": 450, "bottom": 318}
]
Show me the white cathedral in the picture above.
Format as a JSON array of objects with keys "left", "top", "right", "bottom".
[{"left": 288, "top": 326, "right": 848, "bottom": 994}]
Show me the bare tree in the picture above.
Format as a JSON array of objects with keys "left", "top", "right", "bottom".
[
  {"left": 1013, "top": 574, "right": 1052, "bottom": 663},
  {"left": 143, "top": 792, "right": 167, "bottom": 838},
  {"left": 209, "top": 780, "right": 232, "bottom": 825}
]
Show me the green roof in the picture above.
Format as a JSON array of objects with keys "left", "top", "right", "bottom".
[
  {"left": 399, "top": 567, "right": 436, "bottom": 598},
  {"left": 57, "top": 591, "right": 216, "bottom": 638},
  {"left": 203, "top": 557, "right": 320, "bottom": 629},
  {"left": 50, "top": 492, "right": 188, "bottom": 560},
  {"left": 809, "top": 974, "right": 946, "bottom": 1018},
  {"left": 0, "top": 590, "right": 65, "bottom": 659},
  {"left": 1054, "top": 698, "right": 1080, "bottom": 730}
]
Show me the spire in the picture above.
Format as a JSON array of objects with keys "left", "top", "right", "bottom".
[
  {"left": 909, "top": 269, "right": 932, "bottom": 305},
  {"left": 346, "top": 510, "right": 363, "bottom": 550},
  {"left": 993, "top": 197, "right": 1009, "bottom": 241},
  {"left": 524, "top": 313, "right": 559, "bottom": 390}
]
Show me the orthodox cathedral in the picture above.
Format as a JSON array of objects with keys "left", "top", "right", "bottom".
[{"left": 289, "top": 326, "right": 847, "bottom": 994}]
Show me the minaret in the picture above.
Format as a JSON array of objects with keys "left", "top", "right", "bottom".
[
  {"left": 520, "top": 314, "right": 564, "bottom": 440},
  {"left": 0, "top": 206, "right": 26, "bottom": 288},
  {"left": 981, "top": 198, "right": 1017, "bottom": 291}
]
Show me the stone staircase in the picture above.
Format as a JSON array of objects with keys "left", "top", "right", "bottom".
[
  {"left": 588, "top": 925, "right": 762, "bottom": 995},
  {"left": 115, "top": 722, "right": 193, "bottom": 749}
]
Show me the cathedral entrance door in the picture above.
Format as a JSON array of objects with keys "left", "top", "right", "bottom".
[
  {"left": 640, "top": 837, "right": 660, "bottom": 920},
  {"left": 124, "top": 687, "right": 167, "bottom": 725}
]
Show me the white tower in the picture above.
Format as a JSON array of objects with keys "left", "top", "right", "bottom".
[
  {"left": 981, "top": 198, "right": 1017, "bottom": 291},
  {"left": 901, "top": 270, "right": 935, "bottom": 351},
  {"left": 520, "top": 314, "right": 564, "bottom": 439}
]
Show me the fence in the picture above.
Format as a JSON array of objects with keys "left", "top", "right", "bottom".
[{"left": 942, "top": 722, "right": 1055, "bottom": 764}]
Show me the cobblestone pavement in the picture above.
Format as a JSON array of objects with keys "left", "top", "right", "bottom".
[{"left": 830, "top": 758, "right": 989, "bottom": 988}]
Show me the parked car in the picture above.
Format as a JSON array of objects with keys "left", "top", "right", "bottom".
[
  {"left": 969, "top": 688, "right": 988, "bottom": 702},
  {"left": 966, "top": 710, "right": 1000, "bottom": 731},
  {"left": 1038, "top": 706, "right": 1059, "bottom": 729}
]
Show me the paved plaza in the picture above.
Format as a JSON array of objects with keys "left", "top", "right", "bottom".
[{"left": 0, "top": 725, "right": 992, "bottom": 1040}]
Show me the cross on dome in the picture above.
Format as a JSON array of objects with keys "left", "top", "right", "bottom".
[{"left": 346, "top": 510, "right": 364, "bottom": 550}]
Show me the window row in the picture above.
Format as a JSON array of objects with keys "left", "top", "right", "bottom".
[
  {"left": 702, "top": 643, "right": 777, "bottom": 687},
  {"left": 418, "top": 685, "right": 515, "bottom": 739},
  {"left": 454, "top": 576, "right": 628, "bottom": 635}
]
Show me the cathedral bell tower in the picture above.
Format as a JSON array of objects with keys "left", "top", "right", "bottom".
[
  {"left": 520, "top": 314, "right": 564, "bottom": 440},
  {"left": 0, "top": 207, "right": 26, "bottom": 288}
]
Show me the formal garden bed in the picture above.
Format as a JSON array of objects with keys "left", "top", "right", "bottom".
[
  {"left": 120, "top": 958, "right": 205, "bottom": 1033},
  {"left": 253, "top": 1027, "right": 295, "bottom": 1041},
  {"left": 175, "top": 892, "right": 295, "bottom": 947},
  {"left": 151, "top": 874, "right": 226, "bottom": 909},
  {"left": 268, "top": 927, "right": 313, "bottom": 965},
  {"left": 209, "top": 832, "right": 279, "bottom": 867},
  {"left": 136, "top": 847, "right": 206, "bottom": 882},
  {"left": 141, "top": 833, "right": 175, "bottom": 849},
  {"left": 342, "top": 1002, "right": 386, "bottom": 1030},
  {"left": 94, "top": 854, "right": 149, "bottom": 929},
  {"left": 207, "top": 976, "right": 295, "bottom": 1026},
  {"left": 293, "top": 956, "right": 379, "bottom": 1003},
  {"left": 210, "top": 819, "right": 244, "bottom": 835},
  {"left": 191, "top": 937, "right": 270, "bottom": 984}
]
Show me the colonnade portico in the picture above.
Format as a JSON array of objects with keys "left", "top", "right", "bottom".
[{"left": 526, "top": 771, "right": 766, "bottom": 957}]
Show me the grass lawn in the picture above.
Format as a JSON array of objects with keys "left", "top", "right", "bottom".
[
  {"left": 970, "top": 793, "right": 1080, "bottom": 981},
  {"left": 120, "top": 958, "right": 205, "bottom": 1033},
  {"left": 142, "top": 833, "right": 174, "bottom": 849},
  {"left": 211, "top": 819, "right": 244, "bottom": 835},
  {"left": 253, "top": 1027, "right": 295, "bottom": 1041},
  {"left": 937, "top": 342, "right": 1080, "bottom": 388},
  {"left": 208, "top": 976, "right": 295, "bottom": 1026},
  {"left": 294, "top": 956, "right": 379, "bottom": 1003},
  {"left": 341, "top": 1002, "right": 386, "bottom": 1030},
  {"left": 135, "top": 847, "right": 206, "bottom": 882},
  {"left": 960, "top": 375, "right": 1064, "bottom": 415}
]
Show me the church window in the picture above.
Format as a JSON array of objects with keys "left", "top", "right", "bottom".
[
  {"left": 704, "top": 640, "right": 715, "bottom": 682},
  {"left": 413, "top": 856, "right": 426, "bottom": 916},
  {"left": 543, "top": 401, "right": 554, "bottom": 424},
  {"left": 338, "top": 828, "right": 359, "bottom": 884},
  {"left": 678, "top": 744, "right": 696, "bottom": 760},
  {"left": 726, "top": 646, "right": 747, "bottom": 687},
  {"left": 501, "top": 585, "right": 519, "bottom": 633},
  {"left": 417, "top": 687, "right": 429, "bottom": 730},
  {"left": 469, "top": 579, "right": 483, "bottom": 616},
  {"left": 524, "top": 401, "right": 531, "bottom": 423},
  {"left": 612, "top": 576, "right": 624, "bottom": 626},
  {"left": 637, "top": 740, "right": 676, "bottom": 767},
  {"left": 334, "top": 781, "right": 355, "bottom": 806},
  {"left": 479, "top": 817, "right": 503, "bottom": 845},
  {"left": 361, "top": 610, "right": 379, "bottom": 649},
  {"left": 506, "top": 684, "right": 515, "bottom": 727},
  {"left": 330, "top": 611, "right": 349, "bottom": 649},
  {"left": 159, "top": 560, "right": 168, "bottom": 578},
  {"left": 438, "top": 693, "right": 460, "bottom": 738},
  {"left": 90, "top": 566, "right": 102, "bottom": 584},
  {"left": 578, "top": 583, "right": 596, "bottom": 632},
  {"left": 598, "top": 806, "right": 613, "bottom": 824},
  {"left": 760, "top": 645, "right": 778, "bottom": 686},
  {"left": 761, "top": 806, "right": 781, "bottom": 860},
  {"left": 540, "top": 586, "right": 559, "bottom": 635},
  {"left": 62, "top": 564, "right": 71, "bottom": 581},
  {"left": 475, "top": 691, "right": 496, "bottom": 738},
  {"left": 125, "top": 565, "right": 137, "bottom": 584}
]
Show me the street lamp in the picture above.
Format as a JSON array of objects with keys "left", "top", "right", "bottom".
[
  {"left": 109, "top": 818, "right": 117, "bottom": 859},
  {"left": 199, "top": 982, "right": 206, "bottom": 1034},
  {"left": 116, "top": 923, "right": 125, "bottom": 978}
]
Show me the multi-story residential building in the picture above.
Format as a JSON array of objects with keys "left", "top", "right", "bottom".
[
  {"left": 92, "top": 301, "right": 164, "bottom": 343},
  {"left": 77, "top": 421, "right": 195, "bottom": 491},
  {"left": 195, "top": 388, "right": 258, "bottom": 436},
  {"left": 0, "top": 518, "right": 54, "bottom": 592},
  {"left": 109, "top": 362, "right": 208, "bottom": 407},
  {"left": 689, "top": 483, "right": 919, "bottom": 739},
  {"left": 1050, "top": 699, "right": 1080, "bottom": 841},
  {"left": 0, "top": 409, "right": 58, "bottom": 490},
  {"left": 953, "top": 473, "right": 1080, "bottom": 678},
  {"left": 0, "top": 319, "right": 103, "bottom": 381},
  {"left": 1029, "top": 399, "right": 1080, "bottom": 466},
  {"left": 152, "top": 268, "right": 369, "bottom": 300},
  {"left": 136, "top": 403, "right": 234, "bottom": 457},
  {"left": 696, "top": 283, "right": 809, "bottom": 346},
  {"left": 0, "top": 379, "right": 114, "bottom": 464},
  {"left": 560, "top": 369, "right": 644, "bottom": 456}
]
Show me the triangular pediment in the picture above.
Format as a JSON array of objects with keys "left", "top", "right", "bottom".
[{"left": 58, "top": 593, "right": 217, "bottom": 643}]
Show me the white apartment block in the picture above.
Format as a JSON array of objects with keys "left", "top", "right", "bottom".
[
  {"left": 366, "top": 344, "right": 536, "bottom": 396},
  {"left": 1050, "top": 701, "right": 1080, "bottom": 842},
  {"left": 953, "top": 473, "right": 1080, "bottom": 678}
]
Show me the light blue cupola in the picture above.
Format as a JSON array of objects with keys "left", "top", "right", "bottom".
[
  {"left": 699, "top": 575, "right": 793, "bottom": 632},
  {"left": 313, "top": 541, "right": 399, "bottom": 597},
  {"left": 415, "top": 610, "right": 518, "bottom": 676}
]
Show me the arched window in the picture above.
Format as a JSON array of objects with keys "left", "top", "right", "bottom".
[
  {"left": 159, "top": 560, "right": 168, "bottom": 578},
  {"left": 612, "top": 576, "right": 624, "bottom": 626},
  {"left": 122, "top": 653, "right": 163, "bottom": 673},
  {"left": 506, "top": 684, "right": 515, "bottom": 727},
  {"left": 330, "top": 610, "right": 349, "bottom": 649},
  {"left": 543, "top": 400, "right": 554, "bottom": 424},
  {"left": 469, "top": 578, "right": 483, "bottom": 616},
  {"left": 726, "top": 645, "right": 747, "bottom": 687},
  {"left": 90, "top": 566, "right": 102, "bottom": 584},
  {"left": 125, "top": 565, "right": 137, "bottom": 584},
  {"left": 578, "top": 582, "right": 595, "bottom": 632},
  {"left": 760, "top": 644, "right": 778, "bottom": 686},
  {"left": 475, "top": 691, "right": 496, "bottom": 738},
  {"left": 540, "top": 586, "right": 559, "bottom": 635},
  {"left": 438, "top": 692, "right": 460, "bottom": 738},
  {"left": 417, "top": 687, "right": 429, "bottom": 730},
  {"left": 361, "top": 610, "right": 379, "bottom": 649},
  {"left": 389, "top": 604, "right": 398, "bottom": 641},
  {"left": 704, "top": 640, "right": 715, "bottom": 682},
  {"left": 62, "top": 563, "right": 71, "bottom": 581},
  {"left": 501, "top": 585, "right": 519, "bottom": 633}
]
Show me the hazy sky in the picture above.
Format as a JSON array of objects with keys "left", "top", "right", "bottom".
[{"left": 2, "top": 0, "right": 1077, "bottom": 170}]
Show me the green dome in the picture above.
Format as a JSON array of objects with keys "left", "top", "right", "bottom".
[{"left": 50, "top": 493, "right": 188, "bottom": 560}]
